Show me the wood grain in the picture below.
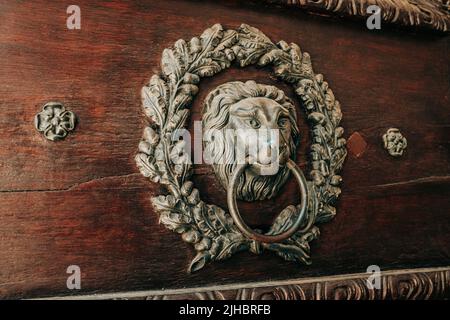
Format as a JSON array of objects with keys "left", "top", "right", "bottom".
[{"left": 0, "top": 0, "right": 448, "bottom": 299}]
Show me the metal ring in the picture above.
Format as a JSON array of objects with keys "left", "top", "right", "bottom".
[{"left": 227, "top": 159, "right": 309, "bottom": 243}]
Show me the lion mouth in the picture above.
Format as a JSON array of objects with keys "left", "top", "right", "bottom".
[{"left": 246, "top": 146, "right": 290, "bottom": 168}]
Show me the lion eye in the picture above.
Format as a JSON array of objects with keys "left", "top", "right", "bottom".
[
  {"left": 248, "top": 118, "right": 260, "bottom": 129},
  {"left": 277, "top": 117, "right": 288, "bottom": 127}
]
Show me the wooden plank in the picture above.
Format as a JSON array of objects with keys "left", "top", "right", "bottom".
[
  {"left": 0, "top": 0, "right": 448, "bottom": 298},
  {"left": 40, "top": 267, "right": 450, "bottom": 300}
]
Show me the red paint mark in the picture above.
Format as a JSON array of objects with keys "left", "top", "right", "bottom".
[{"left": 347, "top": 132, "right": 367, "bottom": 158}]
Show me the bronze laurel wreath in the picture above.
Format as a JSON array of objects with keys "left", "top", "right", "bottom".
[{"left": 135, "top": 24, "right": 347, "bottom": 272}]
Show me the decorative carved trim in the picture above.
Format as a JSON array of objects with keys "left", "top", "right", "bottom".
[
  {"left": 43, "top": 266, "right": 450, "bottom": 300},
  {"left": 146, "top": 267, "right": 450, "bottom": 300},
  {"left": 260, "top": 0, "right": 450, "bottom": 32}
]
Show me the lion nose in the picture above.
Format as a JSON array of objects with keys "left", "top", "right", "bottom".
[
  {"left": 258, "top": 148, "right": 271, "bottom": 165},
  {"left": 257, "top": 143, "right": 277, "bottom": 165}
]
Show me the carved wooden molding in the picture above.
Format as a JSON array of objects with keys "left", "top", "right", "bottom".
[
  {"left": 45, "top": 267, "right": 450, "bottom": 300},
  {"left": 259, "top": 0, "right": 450, "bottom": 32}
]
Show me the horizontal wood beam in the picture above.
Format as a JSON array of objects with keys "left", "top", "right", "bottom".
[{"left": 39, "top": 266, "right": 450, "bottom": 300}]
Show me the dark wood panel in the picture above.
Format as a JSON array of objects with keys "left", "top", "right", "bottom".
[
  {"left": 0, "top": 0, "right": 448, "bottom": 191},
  {"left": 0, "top": 0, "right": 448, "bottom": 299},
  {"left": 0, "top": 173, "right": 448, "bottom": 299}
]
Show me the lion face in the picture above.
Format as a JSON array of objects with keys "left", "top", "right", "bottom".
[
  {"left": 202, "top": 81, "right": 299, "bottom": 201},
  {"left": 228, "top": 97, "right": 293, "bottom": 168}
]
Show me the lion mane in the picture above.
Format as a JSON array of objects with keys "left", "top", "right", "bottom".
[{"left": 202, "top": 81, "right": 300, "bottom": 201}]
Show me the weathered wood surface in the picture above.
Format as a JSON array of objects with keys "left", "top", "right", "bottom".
[{"left": 0, "top": 0, "right": 448, "bottom": 299}]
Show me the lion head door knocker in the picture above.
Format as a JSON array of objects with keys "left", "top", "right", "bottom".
[
  {"left": 136, "top": 24, "right": 347, "bottom": 272},
  {"left": 202, "top": 81, "right": 309, "bottom": 243}
]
